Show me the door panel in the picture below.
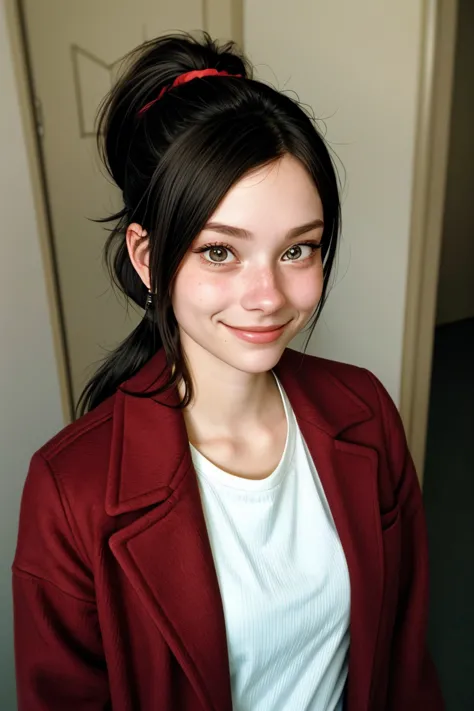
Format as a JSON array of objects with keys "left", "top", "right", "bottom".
[{"left": 22, "top": 1, "right": 208, "bottom": 406}]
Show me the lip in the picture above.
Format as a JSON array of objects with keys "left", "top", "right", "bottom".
[
  {"left": 223, "top": 321, "right": 289, "bottom": 344},
  {"left": 226, "top": 324, "right": 288, "bottom": 332}
]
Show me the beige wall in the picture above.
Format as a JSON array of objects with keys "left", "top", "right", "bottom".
[
  {"left": 436, "top": 0, "right": 474, "bottom": 325},
  {"left": 0, "top": 1, "right": 65, "bottom": 708},
  {"left": 244, "top": 0, "right": 425, "bottom": 403}
]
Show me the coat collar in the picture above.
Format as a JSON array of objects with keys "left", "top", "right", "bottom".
[
  {"left": 106, "top": 347, "right": 382, "bottom": 711},
  {"left": 105, "top": 347, "right": 373, "bottom": 516}
]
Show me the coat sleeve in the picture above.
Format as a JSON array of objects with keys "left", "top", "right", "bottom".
[
  {"left": 367, "top": 371, "right": 445, "bottom": 711},
  {"left": 12, "top": 452, "right": 110, "bottom": 711}
]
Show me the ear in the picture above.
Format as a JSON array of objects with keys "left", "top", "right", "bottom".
[{"left": 126, "top": 223, "right": 150, "bottom": 290}]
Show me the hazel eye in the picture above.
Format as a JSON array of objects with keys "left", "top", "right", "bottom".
[
  {"left": 206, "top": 246, "right": 232, "bottom": 263},
  {"left": 285, "top": 245, "right": 304, "bottom": 261},
  {"left": 282, "top": 243, "right": 321, "bottom": 261},
  {"left": 192, "top": 242, "right": 237, "bottom": 267}
]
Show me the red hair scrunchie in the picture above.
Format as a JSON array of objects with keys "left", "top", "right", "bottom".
[{"left": 138, "top": 68, "right": 243, "bottom": 115}]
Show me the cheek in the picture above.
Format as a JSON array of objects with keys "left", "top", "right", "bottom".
[
  {"left": 286, "top": 264, "right": 324, "bottom": 310},
  {"left": 171, "top": 265, "right": 231, "bottom": 318}
]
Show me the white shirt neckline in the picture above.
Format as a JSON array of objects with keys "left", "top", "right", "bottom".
[{"left": 190, "top": 372, "right": 295, "bottom": 493}]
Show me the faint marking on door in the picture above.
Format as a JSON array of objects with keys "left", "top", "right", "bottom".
[{"left": 71, "top": 44, "right": 122, "bottom": 138}]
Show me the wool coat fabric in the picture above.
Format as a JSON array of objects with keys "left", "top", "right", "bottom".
[{"left": 13, "top": 347, "right": 444, "bottom": 711}]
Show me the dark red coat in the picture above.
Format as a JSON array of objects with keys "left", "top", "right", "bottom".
[{"left": 12, "top": 347, "right": 444, "bottom": 710}]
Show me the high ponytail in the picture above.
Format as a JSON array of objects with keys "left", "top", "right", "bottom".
[
  {"left": 77, "top": 33, "right": 249, "bottom": 416},
  {"left": 77, "top": 31, "right": 341, "bottom": 416}
]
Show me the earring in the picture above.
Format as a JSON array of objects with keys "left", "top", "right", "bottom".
[{"left": 145, "top": 290, "right": 153, "bottom": 310}]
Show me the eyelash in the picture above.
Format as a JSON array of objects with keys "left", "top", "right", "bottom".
[{"left": 192, "top": 241, "right": 322, "bottom": 268}]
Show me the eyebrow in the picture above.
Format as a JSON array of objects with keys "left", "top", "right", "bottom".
[{"left": 203, "top": 218, "right": 324, "bottom": 240}]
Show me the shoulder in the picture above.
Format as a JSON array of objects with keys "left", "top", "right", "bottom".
[
  {"left": 283, "top": 348, "right": 412, "bottom": 486},
  {"left": 19, "top": 396, "right": 116, "bottom": 545},
  {"left": 296, "top": 350, "right": 421, "bottom": 513},
  {"left": 283, "top": 347, "right": 397, "bottom": 416},
  {"left": 36, "top": 394, "right": 116, "bottom": 485},
  {"left": 310, "top": 353, "right": 403, "bottom": 433},
  {"left": 14, "top": 395, "right": 117, "bottom": 589}
]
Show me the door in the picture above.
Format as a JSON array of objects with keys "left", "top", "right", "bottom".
[{"left": 20, "top": 0, "right": 240, "bottom": 409}]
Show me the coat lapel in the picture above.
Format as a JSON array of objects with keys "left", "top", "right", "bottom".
[
  {"left": 303, "top": 431, "right": 383, "bottom": 710},
  {"left": 108, "top": 464, "right": 232, "bottom": 711},
  {"left": 106, "top": 348, "right": 385, "bottom": 711},
  {"left": 274, "top": 351, "right": 385, "bottom": 710},
  {"left": 106, "top": 350, "right": 233, "bottom": 711}
]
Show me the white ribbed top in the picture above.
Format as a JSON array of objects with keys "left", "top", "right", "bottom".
[{"left": 190, "top": 373, "right": 350, "bottom": 711}]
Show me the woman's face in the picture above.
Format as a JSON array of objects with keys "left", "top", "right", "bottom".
[{"left": 171, "top": 153, "right": 325, "bottom": 376}]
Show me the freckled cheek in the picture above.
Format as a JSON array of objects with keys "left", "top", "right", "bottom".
[
  {"left": 286, "top": 269, "right": 323, "bottom": 311},
  {"left": 173, "top": 270, "right": 233, "bottom": 314}
]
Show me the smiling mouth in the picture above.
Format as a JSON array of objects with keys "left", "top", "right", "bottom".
[{"left": 223, "top": 322, "right": 289, "bottom": 332}]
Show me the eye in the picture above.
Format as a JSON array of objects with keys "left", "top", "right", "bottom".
[
  {"left": 192, "top": 242, "right": 237, "bottom": 267},
  {"left": 282, "top": 242, "right": 322, "bottom": 261}
]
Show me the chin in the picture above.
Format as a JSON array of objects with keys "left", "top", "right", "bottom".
[{"left": 221, "top": 343, "right": 288, "bottom": 373}]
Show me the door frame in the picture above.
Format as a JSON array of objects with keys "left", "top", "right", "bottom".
[
  {"left": 400, "top": 0, "right": 458, "bottom": 485},
  {"left": 5, "top": 0, "right": 74, "bottom": 421}
]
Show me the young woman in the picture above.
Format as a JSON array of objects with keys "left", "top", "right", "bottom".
[{"left": 13, "top": 33, "right": 444, "bottom": 711}]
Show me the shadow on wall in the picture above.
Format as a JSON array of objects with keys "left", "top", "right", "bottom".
[{"left": 424, "top": 318, "right": 474, "bottom": 711}]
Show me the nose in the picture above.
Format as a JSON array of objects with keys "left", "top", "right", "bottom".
[{"left": 240, "top": 266, "right": 287, "bottom": 314}]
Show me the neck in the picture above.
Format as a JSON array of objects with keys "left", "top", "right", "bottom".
[{"left": 177, "top": 338, "right": 282, "bottom": 443}]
